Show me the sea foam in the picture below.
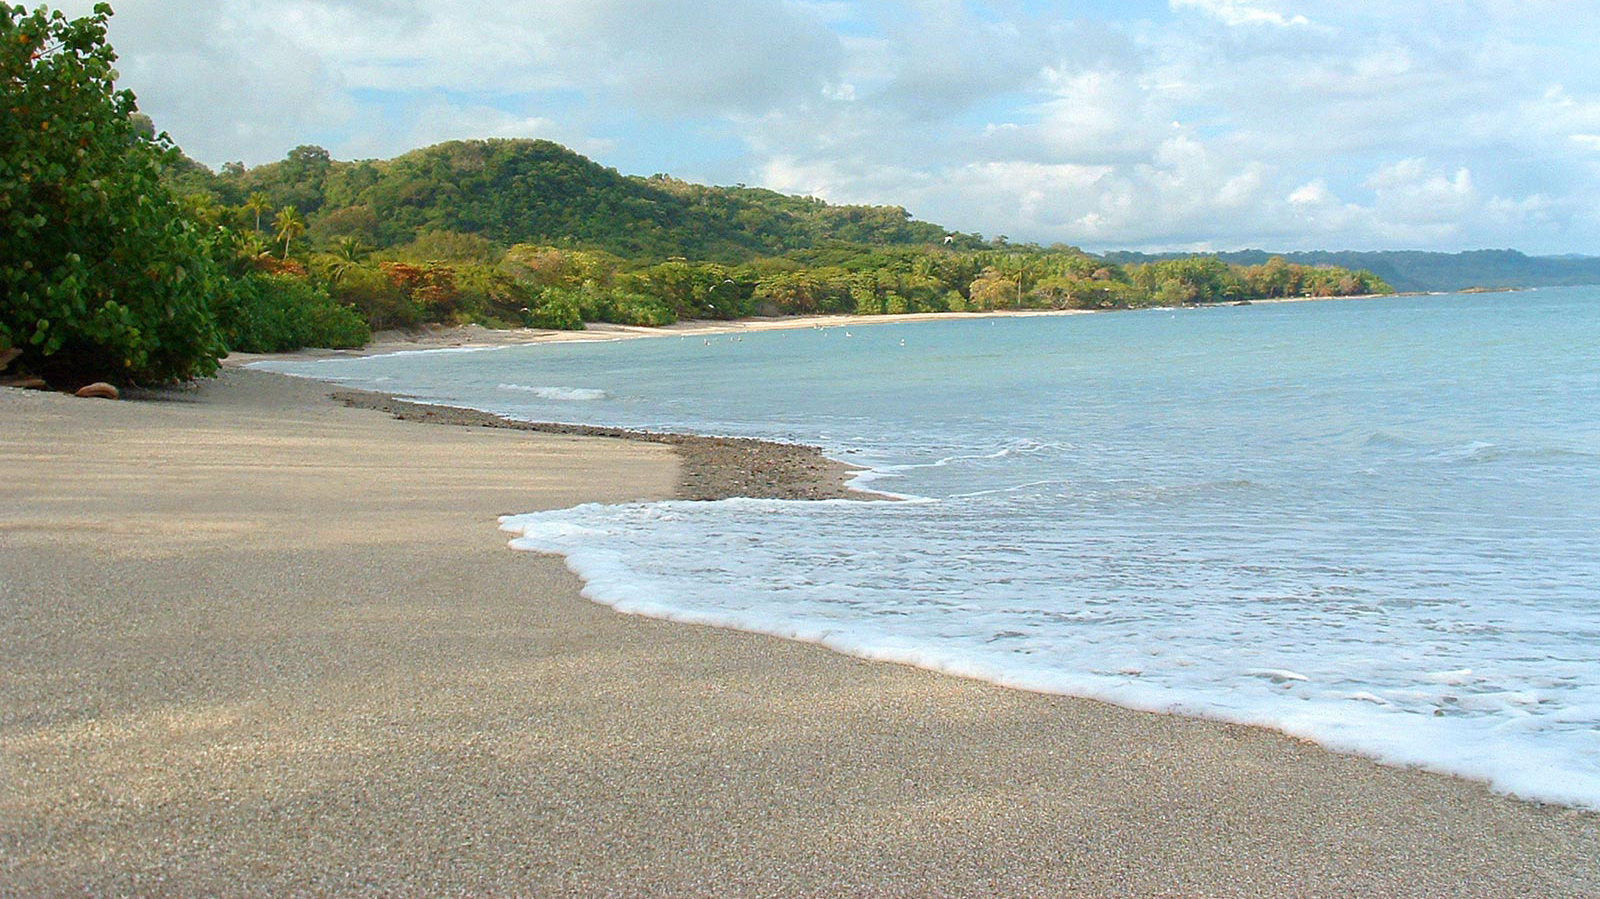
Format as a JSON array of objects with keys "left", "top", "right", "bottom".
[
  {"left": 497, "top": 383, "right": 608, "bottom": 401},
  {"left": 500, "top": 493, "right": 1600, "bottom": 810}
]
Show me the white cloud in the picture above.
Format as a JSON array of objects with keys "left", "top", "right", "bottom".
[
  {"left": 336, "top": 104, "right": 614, "bottom": 162},
  {"left": 1366, "top": 160, "right": 1476, "bottom": 221},
  {"left": 1288, "top": 179, "right": 1332, "bottom": 206},
  {"left": 58, "top": 0, "right": 354, "bottom": 165},
  {"left": 49, "top": 0, "right": 1600, "bottom": 252},
  {"left": 1169, "top": 0, "right": 1309, "bottom": 28},
  {"left": 69, "top": 0, "right": 844, "bottom": 164}
]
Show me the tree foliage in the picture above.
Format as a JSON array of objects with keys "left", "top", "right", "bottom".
[
  {"left": 1, "top": 2, "right": 225, "bottom": 383},
  {"left": 215, "top": 273, "right": 368, "bottom": 353}
]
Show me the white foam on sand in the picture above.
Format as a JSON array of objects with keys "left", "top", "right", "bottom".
[{"left": 501, "top": 498, "right": 1600, "bottom": 811}]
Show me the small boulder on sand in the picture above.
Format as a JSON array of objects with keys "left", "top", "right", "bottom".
[{"left": 74, "top": 382, "right": 119, "bottom": 400}]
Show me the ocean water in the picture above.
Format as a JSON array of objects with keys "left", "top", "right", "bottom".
[{"left": 255, "top": 288, "right": 1600, "bottom": 808}]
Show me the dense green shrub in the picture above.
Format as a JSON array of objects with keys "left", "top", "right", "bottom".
[
  {"left": 453, "top": 264, "right": 533, "bottom": 325},
  {"left": 396, "top": 229, "right": 500, "bottom": 264},
  {"left": 606, "top": 292, "right": 677, "bottom": 326},
  {"left": 618, "top": 261, "right": 750, "bottom": 319},
  {"left": 522, "top": 289, "right": 584, "bottom": 330},
  {"left": 1, "top": 3, "right": 226, "bottom": 384},
  {"left": 332, "top": 265, "right": 420, "bottom": 331},
  {"left": 534, "top": 284, "right": 677, "bottom": 327},
  {"left": 216, "top": 274, "right": 368, "bottom": 352}
]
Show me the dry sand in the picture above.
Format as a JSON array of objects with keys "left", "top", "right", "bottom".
[
  {"left": 221, "top": 309, "right": 1097, "bottom": 364},
  {"left": 3, "top": 369, "right": 1598, "bottom": 898},
  {"left": 220, "top": 293, "right": 1422, "bottom": 367}
]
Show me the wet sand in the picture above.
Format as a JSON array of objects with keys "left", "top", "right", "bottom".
[{"left": 2, "top": 368, "right": 1597, "bottom": 898}]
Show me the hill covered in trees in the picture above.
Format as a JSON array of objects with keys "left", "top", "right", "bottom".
[
  {"left": 186, "top": 139, "right": 1597, "bottom": 295},
  {"left": 173, "top": 140, "right": 965, "bottom": 261},
  {"left": 148, "top": 138, "right": 1392, "bottom": 351}
]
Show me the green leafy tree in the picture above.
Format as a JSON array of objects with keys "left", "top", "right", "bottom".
[
  {"left": 1, "top": 2, "right": 225, "bottom": 384},
  {"left": 968, "top": 267, "right": 1020, "bottom": 311},
  {"left": 214, "top": 273, "right": 369, "bottom": 352}
]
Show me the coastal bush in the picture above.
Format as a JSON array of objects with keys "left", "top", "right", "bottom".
[
  {"left": 216, "top": 274, "right": 369, "bottom": 352},
  {"left": 1, "top": 3, "right": 226, "bottom": 384},
  {"left": 750, "top": 270, "right": 855, "bottom": 315},
  {"left": 453, "top": 264, "right": 536, "bottom": 325},
  {"left": 582, "top": 289, "right": 677, "bottom": 327},
  {"left": 968, "top": 268, "right": 1021, "bottom": 311},
  {"left": 618, "top": 261, "right": 750, "bottom": 320},
  {"left": 333, "top": 265, "right": 421, "bottom": 330},
  {"left": 395, "top": 229, "right": 500, "bottom": 265},
  {"left": 523, "top": 289, "right": 584, "bottom": 330}
]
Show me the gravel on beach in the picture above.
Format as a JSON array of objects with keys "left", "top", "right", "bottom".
[{"left": 333, "top": 388, "right": 877, "bottom": 502}]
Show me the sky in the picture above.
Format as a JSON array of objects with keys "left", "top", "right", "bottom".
[{"left": 62, "top": 0, "right": 1600, "bottom": 254}]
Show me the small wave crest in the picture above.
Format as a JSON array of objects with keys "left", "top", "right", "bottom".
[
  {"left": 1434, "top": 441, "right": 1598, "bottom": 465},
  {"left": 497, "top": 383, "right": 607, "bottom": 401},
  {"left": 1362, "top": 430, "right": 1418, "bottom": 450}
]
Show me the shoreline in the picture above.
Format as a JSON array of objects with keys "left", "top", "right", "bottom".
[
  {"left": 287, "top": 362, "right": 1588, "bottom": 813},
  {"left": 4, "top": 368, "right": 1598, "bottom": 895},
  {"left": 226, "top": 288, "right": 1426, "bottom": 364},
  {"left": 242, "top": 302, "right": 1598, "bottom": 814}
]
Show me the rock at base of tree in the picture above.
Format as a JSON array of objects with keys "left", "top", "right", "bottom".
[{"left": 74, "top": 382, "right": 120, "bottom": 400}]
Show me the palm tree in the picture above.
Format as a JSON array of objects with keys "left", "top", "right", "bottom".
[
  {"left": 232, "top": 228, "right": 271, "bottom": 262},
  {"left": 273, "top": 206, "right": 305, "bottom": 259},
  {"left": 324, "top": 235, "right": 369, "bottom": 284},
  {"left": 1009, "top": 252, "right": 1033, "bottom": 309},
  {"left": 331, "top": 235, "right": 368, "bottom": 262},
  {"left": 243, "top": 192, "right": 270, "bottom": 232}
]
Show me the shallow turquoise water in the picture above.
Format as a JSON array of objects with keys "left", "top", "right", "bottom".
[{"left": 258, "top": 288, "right": 1600, "bottom": 807}]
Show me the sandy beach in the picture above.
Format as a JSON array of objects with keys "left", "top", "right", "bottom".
[
  {"left": 3, "top": 367, "right": 1598, "bottom": 897},
  {"left": 223, "top": 310, "right": 1100, "bottom": 365},
  {"left": 220, "top": 291, "right": 1425, "bottom": 365}
]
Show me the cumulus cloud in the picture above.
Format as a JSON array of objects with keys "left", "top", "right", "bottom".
[
  {"left": 1169, "top": 0, "right": 1309, "bottom": 28},
  {"left": 69, "top": 0, "right": 843, "bottom": 164},
  {"left": 57, "top": 0, "right": 353, "bottom": 165},
  {"left": 58, "top": 0, "right": 1600, "bottom": 252}
]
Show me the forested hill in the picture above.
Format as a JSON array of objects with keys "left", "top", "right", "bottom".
[
  {"left": 182, "top": 141, "right": 1598, "bottom": 290},
  {"left": 177, "top": 140, "right": 961, "bottom": 261},
  {"left": 1104, "top": 249, "right": 1600, "bottom": 293}
]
